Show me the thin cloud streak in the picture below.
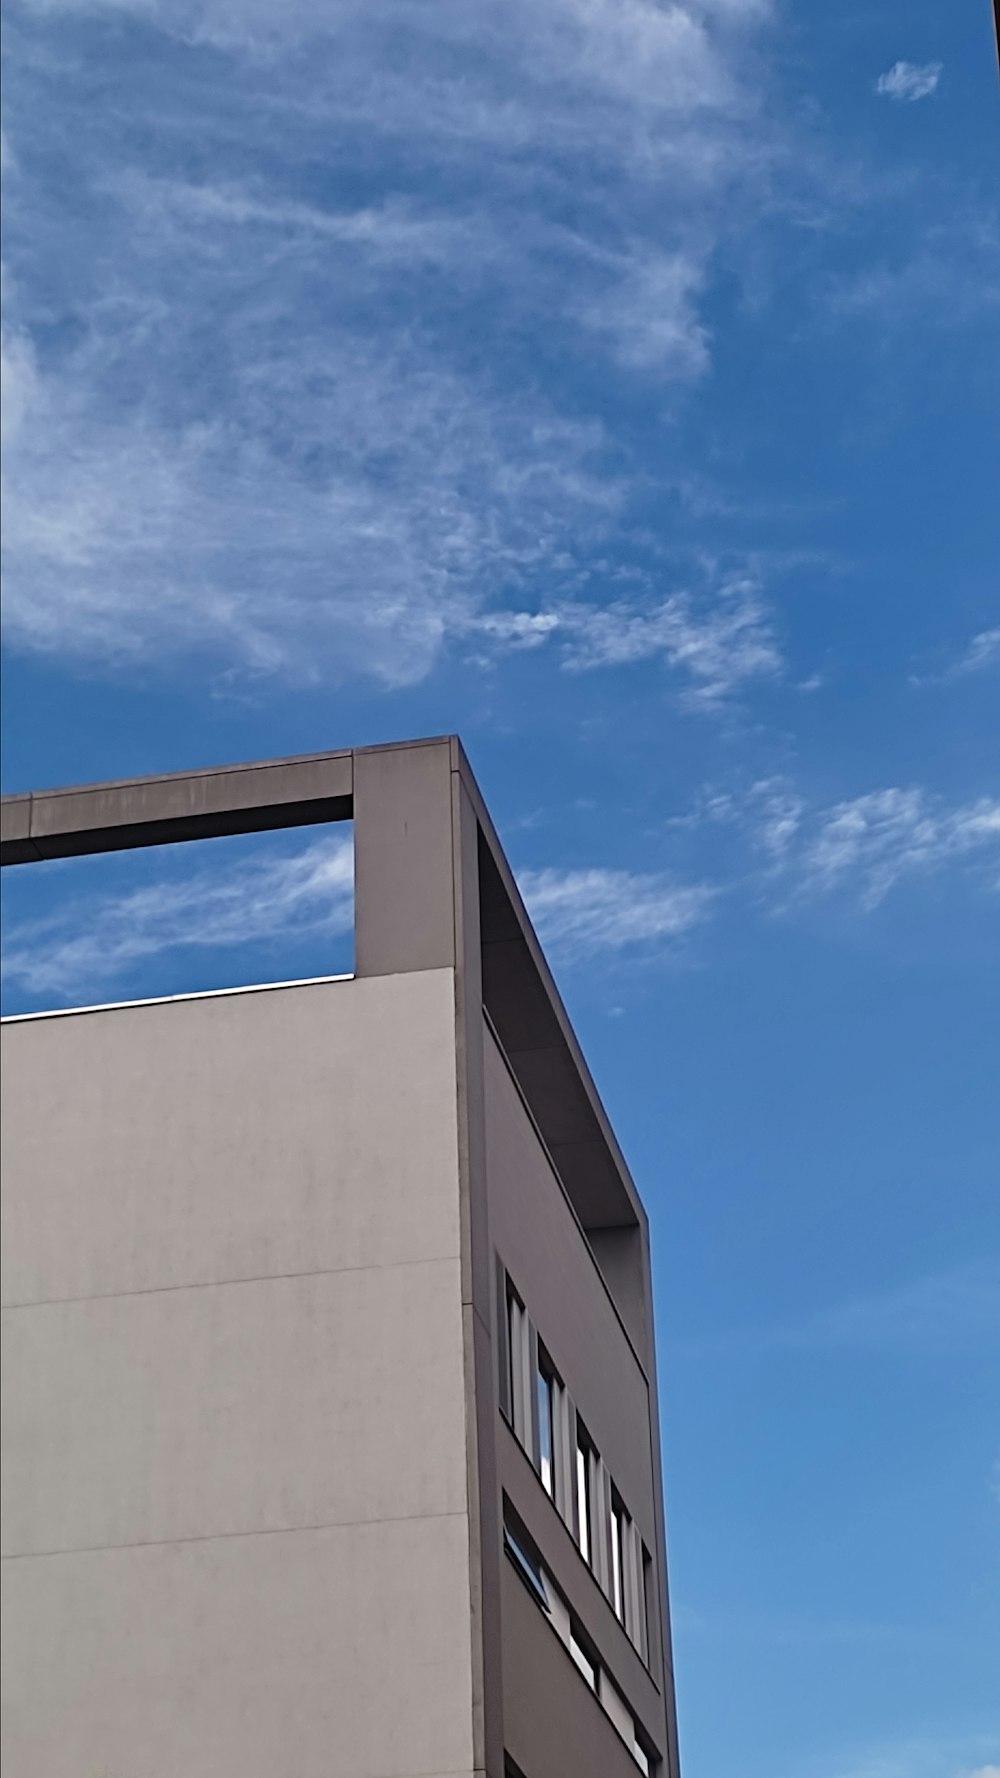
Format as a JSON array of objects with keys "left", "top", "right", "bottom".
[
  {"left": 1, "top": 835, "right": 355, "bottom": 1000},
  {"left": 478, "top": 575, "right": 784, "bottom": 707},
  {"left": 518, "top": 865, "right": 717, "bottom": 960},
  {"left": 678, "top": 776, "right": 1000, "bottom": 909},
  {"left": 948, "top": 628, "right": 1000, "bottom": 678},
  {"left": 2, "top": 842, "right": 716, "bottom": 1003},
  {"left": 800, "top": 788, "right": 1000, "bottom": 909}
]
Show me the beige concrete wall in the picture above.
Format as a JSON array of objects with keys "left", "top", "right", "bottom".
[{"left": 1, "top": 972, "right": 476, "bottom": 1778}]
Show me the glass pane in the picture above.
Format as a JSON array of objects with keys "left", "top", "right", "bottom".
[
  {"left": 504, "top": 1527, "right": 549, "bottom": 1611},
  {"left": 537, "top": 1368, "right": 553, "bottom": 1496},
  {"left": 570, "top": 1632, "right": 597, "bottom": 1691},
  {"left": 506, "top": 1290, "right": 519, "bottom": 1431},
  {"left": 576, "top": 1444, "right": 590, "bottom": 1563},
  {"left": 611, "top": 1505, "right": 623, "bottom": 1619}
]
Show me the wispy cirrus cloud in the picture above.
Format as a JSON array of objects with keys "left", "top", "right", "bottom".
[
  {"left": 517, "top": 866, "right": 716, "bottom": 960},
  {"left": 5, "top": 0, "right": 988, "bottom": 709},
  {"left": 678, "top": 777, "right": 1000, "bottom": 910},
  {"left": 1, "top": 0, "right": 778, "bottom": 693},
  {"left": 574, "top": 244, "right": 712, "bottom": 378},
  {"left": 823, "top": 208, "right": 1000, "bottom": 338},
  {"left": 799, "top": 788, "right": 1000, "bottom": 909},
  {"left": 875, "top": 61, "right": 943, "bottom": 103},
  {"left": 946, "top": 629, "right": 1000, "bottom": 678},
  {"left": 910, "top": 627, "right": 1000, "bottom": 688},
  {"left": 1, "top": 296, "right": 621, "bottom": 686},
  {"left": 1, "top": 836, "right": 715, "bottom": 1006},
  {"left": 477, "top": 573, "right": 783, "bottom": 707},
  {"left": 0, "top": 835, "right": 355, "bottom": 1001}
]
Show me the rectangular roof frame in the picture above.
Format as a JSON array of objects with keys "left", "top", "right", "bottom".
[
  {"left": 1, "top": 736, "right": 648, "bottom": 1267},
  {"left": 0, "top": 748, "right": 355, "bottom": 865}
]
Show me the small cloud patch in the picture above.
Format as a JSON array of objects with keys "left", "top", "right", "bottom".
[{"left": 875, "top": 60, "right": 942, "bottom": 102}]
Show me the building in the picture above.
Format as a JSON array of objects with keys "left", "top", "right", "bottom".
[{"left": 1, "top": 737, "right": 682, "bottom": 1778}]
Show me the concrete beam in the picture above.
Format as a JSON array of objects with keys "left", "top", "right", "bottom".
[{"left": 0, "top": 752, "right": 353, "bottom": 865}]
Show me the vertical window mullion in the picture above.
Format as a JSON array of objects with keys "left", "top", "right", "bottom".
[
  {"left": 595, "top": 1457, "right": 612, "bottom": 1598},
  {"left": 623, "top": 1514, "right": 640, "bottom": 1646}
]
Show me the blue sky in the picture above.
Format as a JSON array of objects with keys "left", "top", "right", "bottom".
[{"left": 1, "top": 0, "right": 998, "bottom": 1773}]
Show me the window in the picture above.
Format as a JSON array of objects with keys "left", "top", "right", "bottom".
[
  {"left": 536, "top": 1352, "right": 555, "bottom": 1497},
  {"left": 504, "top": 1275, "right": 533, "bottom": 1454},
  {"left": 610, "top": 1496, "right": 626, "bottom": 1623},
  {"left": 576, "top": 1426, "right": 593, "bottom": 1565},
  {"left": 503, "top": 1497, "right": 658, "bottom": 1776},
  {"left": 570, "top": 1628, "right": 597, "bottom": 1691},
  {"left": 505, "top": 1279, "right": 521, "bottom": 1430},
  {"left": 497, "top": 1260, "right": 653, "bottom": 1667},
  {"left": 642, "top": 1544, "right": 654, "bottom": 1664},
  {"left": 503, "top": 1523, "right": 549, "bottom": 1612}
]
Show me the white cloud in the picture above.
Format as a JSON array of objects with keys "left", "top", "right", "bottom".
[
  {"left": 910, "top": 626, "right": 1000, "bottom": 687},
  {"left": 1, "top": 834, "right": 354, "bottom": 1000},
  {"left": 518, "top": 865, "right": 716, "bottom": 959},
  {"left": 746, "top": 777, "right": 805, "bottom": 858},
  {"left": 479, "top": 574, "right": 783, "bottom": 706},
  {"left": 1, "top": 288, "right": 621, "bottom": 686},
  {"left": 0, "top": 838, "right": 713, "bottom": 999},
  {"left": 801, "top": 788, "right": 1000, "bottom": 909},
  {"left": 576, "top": 245, "right": 711, "bottom": 377},
  {"left": 826, "top": 225, "right": 1000, "bottom": 331},
  {"left": 875, "top": 60, "right": 942, "bottom": 103},
  {"left": 21, "top": 0, "right": 755, "bottom": 127},
  {"left": 1, "top": 0, "right": 789, "bottom": 692},
  {"left": 0, "top": 315, "right": 39, "bottom": 442},
  {"left": 949, "top": 628, "right": 1000, "bottom": 677},
  {"left": 676, "top": 776, "right": 1000, "bottom": 909}
]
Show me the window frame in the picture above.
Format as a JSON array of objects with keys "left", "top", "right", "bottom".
[
  {"left": 535, "top": 1341, "right": 557, "bottom": 1499},
  {"left": 610, "top": 1486, "right": 628, "bottom": 1626},
  {"left": 503, "top": 1521, "right": 550, "bottom": 1614},
  {"left": 575, "top": 1419, "right": 595, "bottom": 1567}
]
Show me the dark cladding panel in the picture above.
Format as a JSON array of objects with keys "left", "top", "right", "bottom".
[
  {"left": 478, "top": 831, "right": 639, "bottom": 1238},
  {"left": 501, "top": 1560, "right": 658, "bottom": 1778}
]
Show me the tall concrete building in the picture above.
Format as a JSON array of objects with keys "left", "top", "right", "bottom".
[{"left": 1, "top": 737, "right": 681, "bottom": 1778}]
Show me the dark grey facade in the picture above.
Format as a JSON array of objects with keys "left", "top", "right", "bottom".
[{"left": 1, "top": 737, "right": 681, "bottom": 1778}]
